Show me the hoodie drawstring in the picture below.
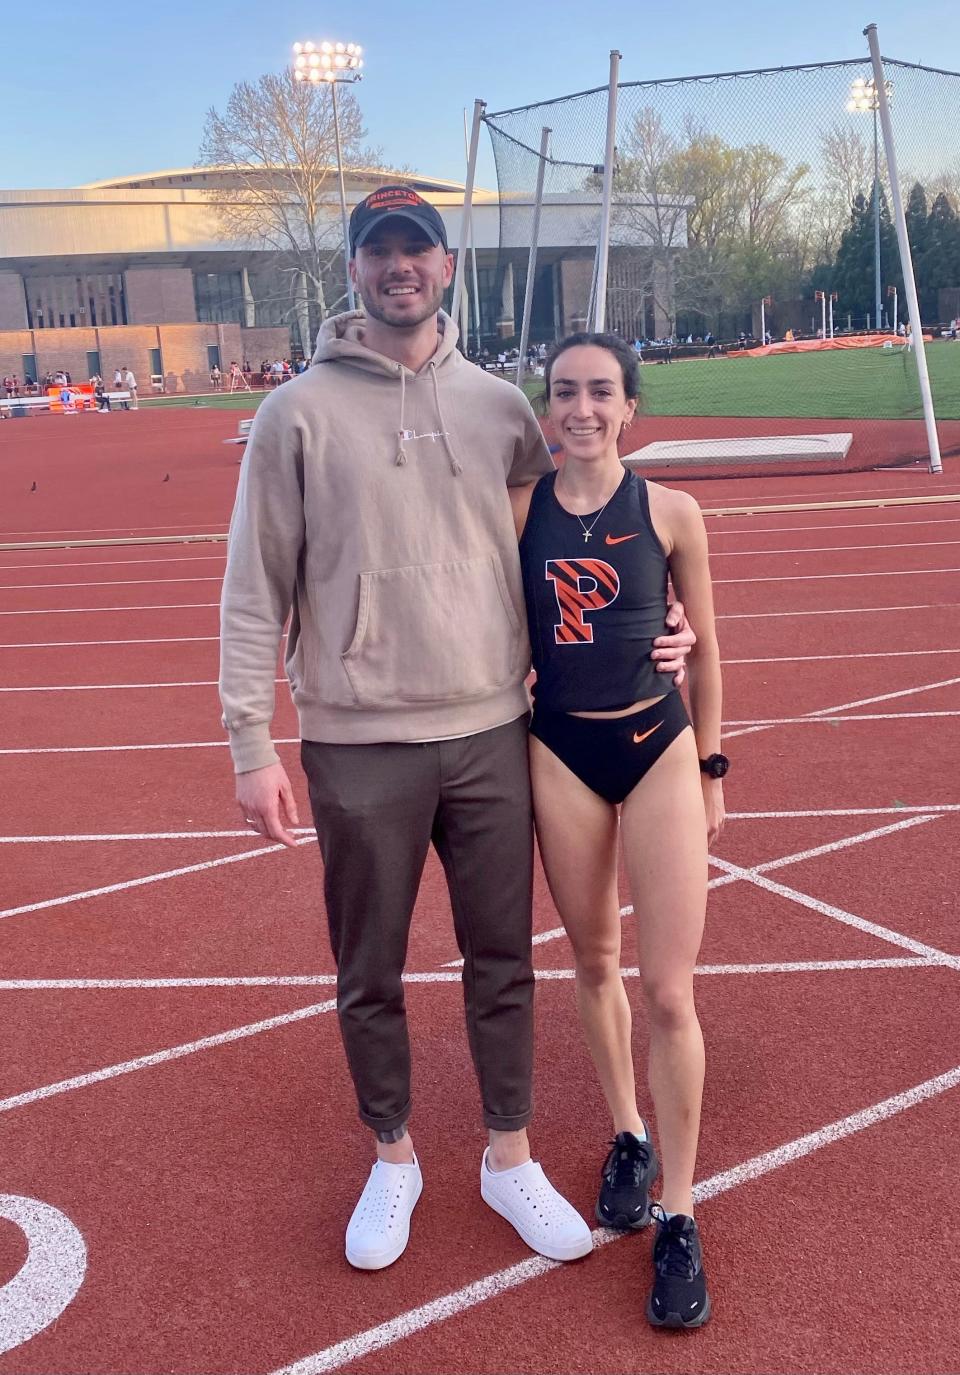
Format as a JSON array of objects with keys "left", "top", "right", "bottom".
[
  {"left": 429, "top": 362, "right": 463, "bottom": 476},
  {"left": 395, "top": 368, "right": 408, "bottom": 465}
]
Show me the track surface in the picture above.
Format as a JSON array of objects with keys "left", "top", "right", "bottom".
[{"left": 1, "top": 410, "right": 958, "bottom": 1373}]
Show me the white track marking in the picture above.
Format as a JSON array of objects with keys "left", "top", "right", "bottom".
[
  {"left": 445, "top": 818, "right": 937, "bottom": 962},
  {"left": 724, "top": 649, "right": 959, "bottom": 665},
  {"left": 0, "top": 576, "right": 222, "bottom": 591},
  {"left": 716, "top": 603, "right": 955, "bottom": 620},
  {"left": 0, "top": 554, "right": 225, "bottom": 573},
  {"left": 0, "top": 959, "right": 935, "bottom": 991},
  {"left": 0, "top": 602, "right": 219, "bottom": 617},
  {"left": 0, "top": 829, "right": 312, "bottom": 843},
  {"left": 0, "top": 637, "right": 219, "bottom": 649},
  {"left": 713, "top": 567, "right": 960, "bottom": 585},
  {"left": 722, "top": 712, "right": 960, "bottom": 725},
  {"left": 0, "top": 1195, "right": 86, "bottom": 1356},
  {"left": 0, "top": 740, "right": 299, "bottom": 757},
  {"left": 709, "top": 856, "right": 960, "bottom": 968},
  {"left": 709, "top": 516, "right": 960, "bottom": 536},
  {"left": 268, "top": 1063, "right": 960, "bottom": 1375},
  {"left": 0, "top": 678, "right": 283, "bottom": 693},
  {"left": 0, "top": 837, "right": 315, "bottom": 920},
  {"left": 712, "top": 539, "right": 960, "bottom": 557},
  {"left": 722, "top": 674, "right": 960, "bottom": 740},
  {"left": 0, "top": 1000, "right": 339, "bottom": 1116},
  {"left": 728, "top": 806, "right": 960, "bottom": 817}
]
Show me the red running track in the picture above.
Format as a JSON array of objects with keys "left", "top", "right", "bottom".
[{"left": 0, "top": 414, "right": 958, "bottom": 1373}]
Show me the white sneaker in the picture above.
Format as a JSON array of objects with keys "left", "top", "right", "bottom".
[
  {"left": 480, "top": 1148, "right": 593, "bottom": 1262},
  {"left": 345, "top": 1155, "right": 423, "bottom": 1270}
]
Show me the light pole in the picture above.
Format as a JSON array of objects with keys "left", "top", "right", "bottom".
[
  {"left": 293, "top": 40, "right": 364, "bottom": 312},
  {"left": 848, "top": 75, "right": 892, "bottom": 332}
]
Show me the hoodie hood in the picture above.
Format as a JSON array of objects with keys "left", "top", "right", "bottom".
[
  {"left": 311, "top": 309, "right": 464, "bottom": 472},
  {"left": 311, "top": 307, "right": 461, "bottom": 375}
]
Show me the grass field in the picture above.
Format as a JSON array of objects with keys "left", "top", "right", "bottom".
[{"left": 143, "top": 341, "right": 960, "bottom": 422}]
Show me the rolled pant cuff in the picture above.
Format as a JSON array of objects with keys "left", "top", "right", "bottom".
[
  {"left": 360, "top": 1103, "right": 412, "bottom": 1137},
  {"left": 483, "top": 1108, "right": 533, "bottom": 1132}
]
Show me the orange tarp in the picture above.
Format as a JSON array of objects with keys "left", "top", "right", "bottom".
[{"left": 731, "top": 333, "right": 928, "bottom": 358}]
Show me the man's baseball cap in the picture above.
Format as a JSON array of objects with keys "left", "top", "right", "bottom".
[{"left": 349, "top": 186, "right": 448, "bottom": 254}]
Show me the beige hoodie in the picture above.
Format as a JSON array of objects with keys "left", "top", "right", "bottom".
[{"left": 219, "top": 311, "right": 553, "bottom": 771}]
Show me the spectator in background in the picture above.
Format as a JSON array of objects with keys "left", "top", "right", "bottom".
[
  {"left": 120, "top": 365, "right": 138, "bottom": 410},
  {"left": 210, "top": 364, "right": 223, "bottom": 392}
]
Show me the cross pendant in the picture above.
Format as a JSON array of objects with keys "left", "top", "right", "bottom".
[{"left": 583, "top": 531, "right": 591, "bottom": 542}]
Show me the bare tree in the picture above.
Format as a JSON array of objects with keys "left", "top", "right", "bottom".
[{"left": 198, "top": 69, "right": 379, "bottom": 327}]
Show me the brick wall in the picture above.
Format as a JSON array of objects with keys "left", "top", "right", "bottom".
[
  {"left": 125, "top": 268, "right": 197, "bottom": 325},
  {"left": 0, "top": 273, "right": 27, "bottom": 331},
  {"left": 0, "top": 320, "right": 296, "bottom": 393}
]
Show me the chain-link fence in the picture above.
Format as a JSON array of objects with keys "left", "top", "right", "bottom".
[{"left": 482, "top": 55, "right": 960, "bottom": 476}]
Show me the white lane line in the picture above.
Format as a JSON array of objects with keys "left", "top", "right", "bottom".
[
  {"left": 722, "top": 674, "right": 960, "bottom": 740},
  {"left": 0, "top": 837, "right": 315, "bottom": 920},
  {"left": 0, "top": 576, "right": 222, "bottom": 591},
  {"left": 723, "top": 712, "right": 960, "bottom": 724},
  {"left": 712, "top": 539, "right": 960, "bottom": 557},
  {"left": 728, "top": 806, "right": 960, "bottom": 817},
  {"left": 0, "top": 740, "right": 300, "bottom": 757},
  {"left": 709, "top": 856, "right": 960, "bottom": 968},
  {"left": 0, "top": 602, "right": 219, "bottom": 617},
  {"left": 709, "top": 516, "right": 960, "bottom": 536},
  {"left": 9, "top": 652, "right": 960, "bottom": 694},
  {"left": 0, "top": 554, "right": 226, "bottom": 573},
  {"left": 0, "top": 959, "right": 934, "bottom": 991},
  {"left": 0, "top": 637, "right": 219, "bottom": 650},
  {"left": 724, "top": 649, "right": 959, "bottom": 665},
  {"left": 0, "top": 679, "right": 283, "bottom": 693},
  {"left": 716, "top": 603, "right": 956, "bottom": 620},
  {"left": 268, "top": 1063, "right": 960, "bottom": 1375},
  {"left": 3, "top": 809, "right": 958, "bottom": 846},
  {"left": 0, "top": 999, "right": 339, "bottom": 1116},
  {"left": 445, "top": 818, "right": 937, "bottom": 963},
  {"left": 9, "top": 717, "right": 958, "bottom": 756},
  {"left": 713, "top": 567, "right": 960, "bottom": 585}
]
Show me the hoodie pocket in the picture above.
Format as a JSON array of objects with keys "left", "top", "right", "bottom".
[{"left": 341, "top": 554, "right": 526, "bottom": 707}]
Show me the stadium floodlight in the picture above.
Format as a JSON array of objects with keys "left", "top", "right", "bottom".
[
  {"left": 293, "top": 39, "right": 365, "bottom": 312},
  {"left": 847, "top": 74, "right": 893, "bottom": 332}
]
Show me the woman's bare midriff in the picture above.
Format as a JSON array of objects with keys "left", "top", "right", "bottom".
[{"left": 569, "top": 693, "right": 667, "bottom": 720}]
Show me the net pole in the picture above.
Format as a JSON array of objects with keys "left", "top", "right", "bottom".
[
  {"left": 463, "top": 108, "right": 483, "bottom": 353},
  {"left": 760, "top": 297, "right": 765, "bottom": 344},
  {"left": 865, "top": 24, "right": 944, "bottom": 474},
  {"left": 451, "top": 98, "right": 485, "bottom": 332},
  {"left": 590, "top": 50, "right": 621, "bottom": 332},
  {"left": 516, "top": 126, "right": 551, "bottom": 390}
]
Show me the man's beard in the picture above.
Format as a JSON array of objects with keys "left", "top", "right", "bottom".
[{"left": 361, "top": 279, "right": 445, "bottom": 329}]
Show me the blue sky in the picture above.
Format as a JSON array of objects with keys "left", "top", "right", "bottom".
[{"left": 2, "top": 0, "right": 958, "bottom": 191}]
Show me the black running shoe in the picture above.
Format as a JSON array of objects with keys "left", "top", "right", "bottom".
[
  {"left": 596, "top": 1129, "right": 659, "bottom": 1230},
  {"left": 646, "top": 1205, "right": 711, "bottom": 1329}
]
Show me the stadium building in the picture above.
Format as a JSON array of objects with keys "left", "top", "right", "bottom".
[{"left": 0, "top": 168, "right": 687, "bottom": 393}]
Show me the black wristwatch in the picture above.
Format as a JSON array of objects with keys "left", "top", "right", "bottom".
[{"left": 699, "top": 753, "right": 730, "bottom": 779}]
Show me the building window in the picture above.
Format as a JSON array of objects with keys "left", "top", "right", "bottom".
[
  {"left": 207, "top": 345, "right": 222, "bottom": 371},
  {"left": 24, "top": 273, "right": 127, "bottom": 328},
  {"left": 86, "top": 351, "right": 102, "bottom": 379},
  {"left": 193, "top": 271, "right": 244, "bottom": 324},
  {"left": 148, "top": 348, "right": 162, "bottom": 379},
  {"left": 22, "top": 354, "right": 37, "bottom": 385}
]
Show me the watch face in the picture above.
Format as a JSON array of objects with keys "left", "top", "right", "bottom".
[{"left": 703, "top": 753, "right": 729, "bottom": 778}]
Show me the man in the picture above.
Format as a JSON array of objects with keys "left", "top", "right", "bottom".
[
  {"left": 219, "top": 185, "right": 694, "bottom": 1273},
  {"left": 120, "top": 365, "right": 138, "bottom": 410}
]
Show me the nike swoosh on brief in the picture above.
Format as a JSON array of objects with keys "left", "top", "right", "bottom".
[
  {"left": 605, "top": 533, "right": 640, "bottom": 545},
  {"left": 633, "top": 721, "right": 664, "bottom": 745}
]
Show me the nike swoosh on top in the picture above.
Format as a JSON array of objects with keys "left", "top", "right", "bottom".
[
  {"left": 605, "top": 533, "right": 640, "bottom": 545},
  {"left": 633, "top": 721, "right": 664, "bottom": 745}
]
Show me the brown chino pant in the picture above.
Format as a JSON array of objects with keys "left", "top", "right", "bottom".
[{"left": 301, "top": 715, "right": 535, "bottom": 1136}]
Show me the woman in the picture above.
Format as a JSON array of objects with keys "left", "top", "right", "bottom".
[{"left": 512, "top": 332, "right": 725, "bottom": 1329}]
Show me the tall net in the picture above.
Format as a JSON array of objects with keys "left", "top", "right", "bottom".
[{"left": 484, "top": 56, "right": 960, "bottom": 478}]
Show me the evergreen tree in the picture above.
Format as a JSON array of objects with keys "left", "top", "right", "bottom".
[
  {"left": 922, "top": 192, "right": 960, "bottom": 320},
  {"left": 905, "top": 183, "right": 932, "bottom": 319}
]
